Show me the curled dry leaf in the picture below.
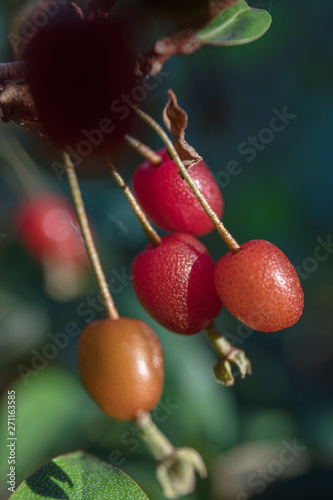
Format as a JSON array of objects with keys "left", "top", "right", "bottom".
[{"left": 163, "top": 89, "right": 202, "bottom": 169}]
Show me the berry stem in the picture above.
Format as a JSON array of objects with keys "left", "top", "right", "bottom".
[
  {"left": 206, "top": 323, "right": 252, "bottom": 386},
  {"left": 135, "top": 411, "right": 207, "bottom": 499},
  {"left": 135, "top": 411, "right": 174, "bottom": 461},
  {"left": 135, "top": 107, "right": 240, "bottom": 254},
  {"left": 105, "top": 157, "right": 162, "bottom": 247},
  {"left": 124, "top": 134, "right": 163, "bottom": 165},
  {"left": 63, "top": 152, "right": 119, "bottom": 320}
]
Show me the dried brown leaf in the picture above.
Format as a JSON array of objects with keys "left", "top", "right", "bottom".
[{"left": 163, "top": 89, "right": 202, "bottom": 169}]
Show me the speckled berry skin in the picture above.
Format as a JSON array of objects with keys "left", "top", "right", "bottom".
[
  {"left": 214, "top": 240, "right": 304, "bottom": 332},
  {"left": 132, "top": 233, "right": 222, "bottom": 334},
  {"left": 133, "top": 148, "right": 223, "bottom": 236},
  {"left": 77, "top": 318, "right": 164, "bottom": 421}
]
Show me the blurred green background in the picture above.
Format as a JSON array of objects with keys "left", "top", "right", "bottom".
[{"left": 1, "top": 0, "right": 333, "bottom": 499}]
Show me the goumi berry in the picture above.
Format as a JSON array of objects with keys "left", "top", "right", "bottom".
[
  {"left": 133, "top": 148, "right": 223, "bottom": 236},
  {"left": 132, "top": 233, "right": 222, "bottom": 334},
  {"left": 77, "top": 318, "right": 164, "bottom": 420},
  {"left": 214, "top": 240, "right": 304, "bottom": 332}
]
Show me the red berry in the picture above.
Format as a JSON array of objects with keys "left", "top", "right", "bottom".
[
  {"left": 15, "top": 192, "right": 87, "bottom": 266},
  {"left": 77, "top": 317, "right": 164, "bottom": 420},
  {"left": 25, "top": 15, "right": 136, "bottom": 156},
  {"left": 132, "top": 233, "right": 222, "bottom": 334},
  {"left": 133, "top": 148, "right": 223, "bottom": 236},
  {"left": 214, "top": 240, "right": 304, "bottom": 332}
]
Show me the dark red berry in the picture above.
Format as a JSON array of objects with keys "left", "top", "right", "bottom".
[
  {"left": 77, "top": 317, "right": 164, "bottom": 420},
  {"left": 25, "top": 14, "right": 136, "bottom": 156},
  {"left": 132, "top": 233, "right": 222, "bottom": 334},
  {"left": 133, "top": 148, "right": 223, "bottom": 236},
  {"left": 15, "top": 192, "right": 87, "bottom": 266},
  {"left": 214, "top": 240, "right": 304, "bottom": 332}
]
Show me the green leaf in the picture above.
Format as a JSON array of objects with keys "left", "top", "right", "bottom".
[
  {"left": 196, "top": 0, "right": 272, "bottom": 46},
  {"left": 10, "top": 451, "right": 149, "bottom": 499},
  {"left": 0, "top": 367, "right": 98, "bottom": 484}
]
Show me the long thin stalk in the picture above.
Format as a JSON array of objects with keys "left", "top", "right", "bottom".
[
  {"left": 63, "top": 152, "right": 119, "bottom": 319},
  {"left": 124, "top": 134, "right": 163, "bottom": 165},
  {"left": 135, "top": 412, "right": 207, "bottom": 498},
  {"left": 105, "top": 157, "right": 161, "bottom": 247}
]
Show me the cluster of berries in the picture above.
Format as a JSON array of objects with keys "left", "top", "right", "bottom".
[
  {"left": 13, "top": 10, "right": 303, "bottom": 495},
  {"left": 77, "top": 146, "right": 303, "bottom": 421},
  {"left": 16, "top": 149, "right": 303, "bottom": 423},
  {"left": 2, "top": 1, "right": 301, "bottom": 496},
  {"left": 16, "top": 146, "right": 303, "bottom": 421}
]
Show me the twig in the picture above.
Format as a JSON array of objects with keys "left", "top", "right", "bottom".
[
  {"left": 125, "top": 135, "right": 162, "bottom": 165},
  {"left": 63, "top": 152, "right": 119, "bottom": 319}
]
